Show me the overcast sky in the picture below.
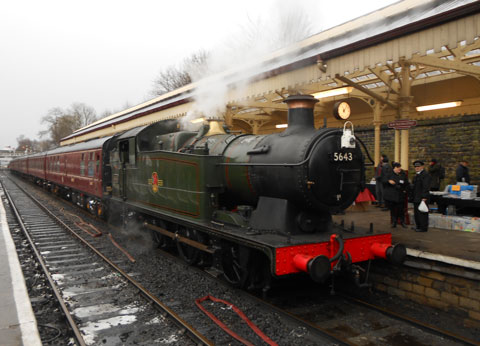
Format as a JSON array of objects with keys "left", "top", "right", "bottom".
[{"left": 0, "top": 0, "right": 397, "bottom": 149}]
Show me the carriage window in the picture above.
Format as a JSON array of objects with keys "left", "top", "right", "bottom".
[
  {"left": 88, "top": 161, "right": 94, "bottom": 177},
  {"left": 96, "top": 154, "right": 100, "bottom": 172},
  {"left": 80, "top": 161, "right": 85, "bottom": 176}
]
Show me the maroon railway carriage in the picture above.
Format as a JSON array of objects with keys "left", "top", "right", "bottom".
[
  {"left": 28, "top": 152, "right": 46, "bottom": 182},
  {"left": 9, "top": 154, "right": 28, "bottom": 174},
  {"left": 9, "top": 137, "right": 111, "bottom": 216}
]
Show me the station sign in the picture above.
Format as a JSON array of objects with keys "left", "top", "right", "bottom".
[{"left": 387, "top": 119, "right": 417, "bottom": 130}]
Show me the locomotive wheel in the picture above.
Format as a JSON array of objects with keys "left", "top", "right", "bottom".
[
  {"left": 221, "top": 243, "right": 250, "bottom": 288},
  {"left": 150, "top": 221, "right": 173, "bottom": 250},
  {"left": 176, "top": 227, "right": 203, "bottom": 265}
]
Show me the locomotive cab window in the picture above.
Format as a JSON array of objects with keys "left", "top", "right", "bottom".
[
  {"left": 119, "top": 141, "right": 128, "bottom": 164},
  {"left": 128, "top": 138, "right": 136, "bottom": 166},
  {"left": 119, "top": 138, "right": 136, "bottom": 166}
]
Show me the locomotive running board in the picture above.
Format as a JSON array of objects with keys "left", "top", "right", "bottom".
[{"left": 144, "top": 222, "right": 216, "bottom": 254}]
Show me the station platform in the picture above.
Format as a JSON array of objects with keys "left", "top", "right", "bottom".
[
  {"left": 0, "top": 196, "right": 42, "bottom": 345},
  {"left": 333, "top": 204, "right": 480, "bottom": 268}
]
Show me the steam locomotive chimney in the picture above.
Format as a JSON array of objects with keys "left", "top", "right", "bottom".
[{"left": 283, "top": 95, "right": 318, "bottom": 132}]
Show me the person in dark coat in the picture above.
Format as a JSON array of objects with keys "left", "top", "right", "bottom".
[
  {"left": 428, "top": 159, "right": 444, "bottom": 191},
  {"left": 412, "top": 160, "right": 431, "bottom": 232},
  {"left": 379, "top": 156, "right": 392, "bottom": 211},
  {"left": 383, "top": 162, "right": 408, "bottom": 228},
  {"left": 374, "top": 154, "right": 389, "bottom": 208},
  {"left": 455, "top": 160, "right": 470, "bottom": 184}
]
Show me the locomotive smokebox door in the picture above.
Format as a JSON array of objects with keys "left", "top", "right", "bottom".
[{"left": 307, "top": 132, "right": 362, "bottom": 211}]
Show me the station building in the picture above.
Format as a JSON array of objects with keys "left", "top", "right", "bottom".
[{"left": 61, "top": 0, "right": 480, "bottom": 184}]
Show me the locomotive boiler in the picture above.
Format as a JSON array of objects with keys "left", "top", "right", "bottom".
[{"left": 9, "top": 94, "right": 406, "bottom": 290}]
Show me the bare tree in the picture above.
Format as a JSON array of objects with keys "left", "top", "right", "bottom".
[
  {"left": 16, "top": 135, "right": 36, "bottom": 153},
  {"left": 151, "top": 50, "right": 209, "bottom": 96},
  {"left": 70, "top": 102, "right": 97, "bottom": 128},
  {"left": 39, "top": 103, "right": 98, "bottom": 145},
  {"left": 15, "top": 135, "right": 52, "bottom": 153},
  {"left": 37, "top": 139, "right": 53, "bottom": 151}
]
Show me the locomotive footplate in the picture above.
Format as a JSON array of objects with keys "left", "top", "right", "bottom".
[
  {"left": 206, "top": 219, "right": 405, "bottom": 282},
  {"left": 122, "top": 198, "right": 405, "bottom": 284}
]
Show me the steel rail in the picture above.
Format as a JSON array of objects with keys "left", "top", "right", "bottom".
[
  {"left": 242, "top": 294, "right": 355, "bottom": 346},
  {"left": 151, "top": 245, "right": 354, "bottom": 346},
  {"left": 1, "top": 181, "right": 87, "bottom": 346},
  {"left": 340, "top": 293, "right": 480, "bottom": 346},
  {"left": 5, "top": 177, "right": 213, "bottom": 346},
  {"left": 154, "top": 242, "right": 478, "bottom": 346}
]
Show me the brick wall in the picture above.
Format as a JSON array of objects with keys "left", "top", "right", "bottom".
[
  {"left": 370, "top": 260, "right": 480, "bottom": 328},
  {"left": 356, "top": 114, "right": 480, "bottom": 186}
]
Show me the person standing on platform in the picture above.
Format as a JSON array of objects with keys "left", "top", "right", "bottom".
[
  {"left": 384, "top": 162, "right": 408, "bottom": 228},
  {"left": 456, "top": 160, "right": 470, "bottom": 184},
  {"left": 412, "top": 160, "right": 431, "bottom": 232},
  {"left": 428, "top": 158, "right": 444, "bottom": 191},
  {"left": 374, "top": 154, "right": 388, "bottom": 208}
]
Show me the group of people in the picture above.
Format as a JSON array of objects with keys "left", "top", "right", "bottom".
[{"left": 374, "top": 155, "right": 471, "bottom": 232}]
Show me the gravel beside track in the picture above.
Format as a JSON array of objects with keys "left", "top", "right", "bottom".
[{"left": 1, "top": 175, "right": 203, "bottom": 345}]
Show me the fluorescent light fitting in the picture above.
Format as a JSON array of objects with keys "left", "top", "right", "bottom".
[
  {"left": 312, "top": 87, "right": 353, "bottom": 99},
  {"left": 416, "top": 101, "right": 462, "bottom": 112},
  {"left": 190, "top": 117, "right": 205, "bottom": 124},
  {"left": 276, "top": 124, "right": 288, "bottom": 128}
]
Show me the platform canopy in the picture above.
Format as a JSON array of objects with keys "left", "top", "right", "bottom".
[{"left": 61, "top": 0, "right": 480, "bottom": 145}]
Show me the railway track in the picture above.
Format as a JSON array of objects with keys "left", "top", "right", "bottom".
[
  {"left": 1, "top": 175, "right": 211, "bottom": 345},
  {"left": 269, "top": 287, "right": 479, "bottom": 346},
  {"left": 174, "top": 255, "right": 479, "bottom": 346},
  {"left": 4, "top": 173, "right": 479, "bottom": 345},
  {"left": 2, "top": 174, "right": 350, "bottom": 345}
]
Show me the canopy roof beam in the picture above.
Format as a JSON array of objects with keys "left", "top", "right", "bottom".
[
  {"left": 406, "top": 55, "right": 480, "bottom": 77},
  {"left": 335, "top": 74, "right": 398, "bottom": 109}
]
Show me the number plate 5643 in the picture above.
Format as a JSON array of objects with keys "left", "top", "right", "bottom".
[{"left": 332, "top": 152, "right": 353, "bottom": 162}]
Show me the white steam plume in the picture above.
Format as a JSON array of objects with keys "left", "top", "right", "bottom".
[{"left": 185, "top": 0, "right": 322, "bottom": 124}]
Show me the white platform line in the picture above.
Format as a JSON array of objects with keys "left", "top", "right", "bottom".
[
  {"left": 407, "top": 247, "right": 480, "bottom": 271},
  {"left": 1, "top": 197, "right": 42, "bottom": 346}
]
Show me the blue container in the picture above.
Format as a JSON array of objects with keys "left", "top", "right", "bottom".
[{"left": 447, "top": 185, "right": 474, "bottom": 196}]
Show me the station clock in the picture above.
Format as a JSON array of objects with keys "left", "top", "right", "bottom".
[{"left": 333, "top": 101, "right": 351, "bottom": 120}]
